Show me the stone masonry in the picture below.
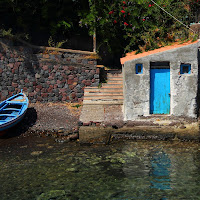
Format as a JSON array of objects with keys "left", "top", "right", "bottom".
[{"left": 0, "top": 38, "right": 99, "bottom": 102}]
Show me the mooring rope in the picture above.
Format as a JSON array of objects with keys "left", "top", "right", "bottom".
[{"left": 151, "top": 0, "right": 196, "bottom": 33}]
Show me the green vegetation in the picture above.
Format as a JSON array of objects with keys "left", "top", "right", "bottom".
[
  {"left": 0, "top": 0, "right": 86, "bottom": 45},
  {"left": 0, "top": 0, "right": 199, "bottom": 62},
  {"left": 48, "top": 36, "right": 67, "bottom": 48},
  {"left": 71, "top": 104, "right": 82, "bottom": 109},
  {"left": 81, "top": 0, "right": 198, "bottom": 54}
]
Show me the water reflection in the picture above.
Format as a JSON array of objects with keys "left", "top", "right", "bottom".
[
  {"left": 150, "top": 151, "right": 171, "bottom": 190},
  {"left": 0, "top": 139, "right": 200, "bottom": 199}
]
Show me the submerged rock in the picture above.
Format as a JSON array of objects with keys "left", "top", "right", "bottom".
[
  {"left": 31, "top": 151, "right": 43, "bottom": 156},
  {"left": 37, "top": 190, "right": 67, "bottom": 200}
]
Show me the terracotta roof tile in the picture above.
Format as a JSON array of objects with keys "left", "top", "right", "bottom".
[{"left": 120, "top": 40, "right": 199, "bottom": 65}]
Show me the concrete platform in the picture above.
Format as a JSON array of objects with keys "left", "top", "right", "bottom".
[
  {"left": 80, "top": 104, "right": 123, "bottom": 123},
  {"left": 79, "top": 104, "right": 200, "bottom": 144},
  {"left": 79, "top": 122, "right": 200, "bottom": 144}
]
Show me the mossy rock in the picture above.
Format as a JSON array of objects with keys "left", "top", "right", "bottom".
[{"left": 37, "top": 190, "right": 68, "bottom": 200}]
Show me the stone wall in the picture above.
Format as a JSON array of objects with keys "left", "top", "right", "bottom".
[
  {"left": 0, "top": 39, "right": 99, "bottom": 102},
  {"left": 123, "top": 42, "right": 199, "bottom": 120}
]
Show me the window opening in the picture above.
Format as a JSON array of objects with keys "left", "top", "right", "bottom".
[
  {"left": 136, "top": 64, "right": 143, "bottom": 74},
  {"left": 180, "top": 64, "right": 191, "bottom": 74}
]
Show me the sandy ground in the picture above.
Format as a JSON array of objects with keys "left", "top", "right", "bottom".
[
  {"left": 0, "top": 102, "right": 82, "bottom": 139},
  {"left": 28, "top": 103, "right": 81, "bottom": 132}
]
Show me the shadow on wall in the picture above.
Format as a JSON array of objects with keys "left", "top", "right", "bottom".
[
  {"left": 0, "top": 107, "right": 37, "bottom": 139},
  {"left": 64, "top": 34, "right": 123, "bottom": 69},
  {"left": 0, "top": 39, "right": 40, "bottom": 100},
  {"left": 97, "top": 44, "right": 123, "bottom": 69}
]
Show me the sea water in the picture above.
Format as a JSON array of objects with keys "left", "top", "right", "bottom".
[{"left": 0, "top": 136, "right": 200, "bottom": 200}]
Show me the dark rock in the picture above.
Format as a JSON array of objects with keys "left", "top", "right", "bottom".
[
  {"left": 92, "top": 82, "right": 99, "bottom": 87},
  {"left": 95, "top": 122, "right": 101, "bottom": 126},
  {"left": 82, "top": 59, "right": 88, "bottom": 64},
  {"left": 9, "top": 58, "right": 15, "bottom": 63},
  {"left": 55, "top": 72, "right": 61, "bottom": 76},
  {"left": 126, "top": 121, "right": 156, "bottom": 127},
  {"left": 49, "top": 93, "right": 55, "bottom": 97},
  {"left": 179, "top": 125, "right": 186, "bottom": 129},
  {"left": 169, "top": 122, "right": 181, "bottom": 126},
  {"left": 52, "top": 89, "right": 59, "bottom": 93},
  {"left": 78, "top": 121, "right": 83, "bottom": 126},
  {"left": 58, "top": 129, "right": 71, "bottom": 136},
  {"left": 77, "top": 93, "right": 83, "bottom": 98},
  {"left": 83, "top": 122, "right": 91, "bottom": 126},
  {"left": 69, "top": 133, "right": 79, "bottom": 140},
  {"left": 112, "top": 125, "right": 118, "bottom": 129},
  {"left": 94, "top": 74, "right": 99, "bottom": 79},
  {"left": 52, "top": 96, "right": 59, "bottom": 101},
  {"left": 44, "top": 73, "right": 49, "bottom": 78},
  {"left": 81, "top": 72, "right": 87, "bottom": 76}
]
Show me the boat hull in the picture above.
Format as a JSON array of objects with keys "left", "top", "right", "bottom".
[{"left": 0, "top": 92, "right": 29, "bottom": 132}]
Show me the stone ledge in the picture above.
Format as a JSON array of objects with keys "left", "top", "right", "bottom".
[
  {"left": 41, "top": 47, "right": 96, "bottom": 55},
  {"left": 79, "top": 122, "right": 200, "bottom": 144},
  {"left": 79, "top": 126, "right": 112, "bottom": 144},
  {"left": 1, "top": 36, "right": 96, "bottom": 55}
]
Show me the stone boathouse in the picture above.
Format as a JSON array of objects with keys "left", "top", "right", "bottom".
[
  {"left": 79, "top": 40, "right": 200, "bottom": 143},
  {"left": 121, "top": 41, "right": 200, "bottom": 120}
]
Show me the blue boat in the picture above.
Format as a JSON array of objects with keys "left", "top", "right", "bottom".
[{"left": 0, "top": 91, "right": 29, "bottom": 132}]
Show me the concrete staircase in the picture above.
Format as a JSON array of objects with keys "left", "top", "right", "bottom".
[{"left": 83, "top": 71, "right": 123, "bottom": 105}]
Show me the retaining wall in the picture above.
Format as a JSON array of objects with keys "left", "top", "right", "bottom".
[{"left": 0, "top": 38, "right": 99, "bottom": 102}]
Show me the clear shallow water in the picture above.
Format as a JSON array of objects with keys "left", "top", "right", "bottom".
[{"left": 0, "top": 136, "right": 200, "bottom": 200}]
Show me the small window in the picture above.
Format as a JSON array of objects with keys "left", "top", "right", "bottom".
[
  {"left": 136, "top": 64, "right": 143, "bottom": 74},
  {"left": 180, "top": 64, "right": 191, "bottom": 74}
]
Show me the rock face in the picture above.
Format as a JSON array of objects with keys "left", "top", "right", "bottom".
[{"left": 0, "top": 38, "right": 99, "bottom": 103}]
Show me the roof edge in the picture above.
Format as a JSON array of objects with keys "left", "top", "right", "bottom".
[{"left": 121, "top": 40, "right": 199, "bottom": 65}]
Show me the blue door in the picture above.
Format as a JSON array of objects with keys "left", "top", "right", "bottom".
[{"left": 150, "top": 68, "right": 170, "bottom": 114}]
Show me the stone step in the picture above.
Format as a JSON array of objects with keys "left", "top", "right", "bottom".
[
  {"left": 84, "top": 87, "right": 99, "bottom": 90},
  {"left": 101, "top": 85, "right": 123, "bottom": 89},
  {"left": 102, "top": 83, "right": 123, "bottom": 87},
  {"left": 107, "top": 69, "right": 122, "bottom": 73},
  {"left": 83, "top": 99, "right": 124, "bottom": 105},
  {"left": 84, "top": 93, "right": 123, "bottom": 97},
  {"left": 83, "top": 95, "right": 124, "bottom": 100},
  {"left": 84, "top": 86, "right": 123, "bottom": 93},
  {"left": 84, "top": 88, "right": 123, "bottom": 94},
  {"left": 107, "top": 74, "right": 123, "bottom": 78},
  {"left": 84, "top": 88, "right": 123, "bottom": 93},
  {"left": 85, "top": 93, "right": 123, "bottom": 96},
  {"left": 107, "top": 77, "right": 123, "bottom": 81},
  {"left": 106, "top": 80, "right": 123, "bottom": 83},
  {"left": 107, "top": 72, "right": 122, "bottom": 75},
  {"left": 83, "top": 71, "right": 123, "bottom": 105}
]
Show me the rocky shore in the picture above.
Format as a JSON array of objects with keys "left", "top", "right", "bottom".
[
  {"left": 0, "top": 102, "right": 81, "bottom": 142},
  {"left": 1, "top": 102, "right": 199, "bottom": 144}
]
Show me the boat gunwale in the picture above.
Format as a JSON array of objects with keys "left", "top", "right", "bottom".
[{"left": 0, "top": 92, "right": 29, "bottom": 131}]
